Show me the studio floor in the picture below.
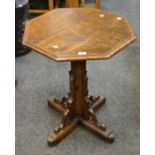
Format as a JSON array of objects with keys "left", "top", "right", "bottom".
[{"left": 16, "top": 0, "right": 140, "bottom": 155}]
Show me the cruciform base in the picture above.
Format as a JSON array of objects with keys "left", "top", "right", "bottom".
[{"left": 47, "top": 61, "right": 114, "bottom": 146}]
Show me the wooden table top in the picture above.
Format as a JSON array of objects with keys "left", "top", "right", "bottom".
[{"left": 23, "top": 8, "right": 136, "bottom": 62}]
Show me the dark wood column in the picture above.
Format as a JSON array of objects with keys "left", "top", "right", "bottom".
[{"left": 69, "top": 61, "right": 88, "bottom": 119}]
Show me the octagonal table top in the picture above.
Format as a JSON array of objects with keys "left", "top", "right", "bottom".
[{"left": 23, "top": 8, "right": 136, "bottom": 62}]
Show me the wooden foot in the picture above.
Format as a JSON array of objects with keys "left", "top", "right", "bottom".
[
  {"left": 48, "top": 119, "right": 78, "bottom": 146},
  {"left": 87, "top": 96, "right": 106, "bottom": 111},
  {"left": 48, "top": 93, "right": 72, "bottom": 114},
  {"left": 82, "top": 120, "right": 114, "bottom": 143},
  {"left": 80, "top": 101, "right": 114, "bottom": 143},
  {"left": 48, "top": 97, "right": 66, "bottom": 114}
]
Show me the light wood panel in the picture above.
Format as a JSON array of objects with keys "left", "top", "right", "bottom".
[
  {"left": 66, "top": 0, "right": 101, "bottom": 8},
  {"left": 66, "top": 0, "right": 79, "bottom": 7}
]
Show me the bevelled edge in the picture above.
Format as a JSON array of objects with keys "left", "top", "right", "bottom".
[{"left": 23, "top": 33, "right": 136, "bottom": 62}]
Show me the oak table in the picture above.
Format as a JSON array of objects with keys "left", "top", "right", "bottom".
[{"left": 23, "top": 8, "right": 136, "bottom": 146}]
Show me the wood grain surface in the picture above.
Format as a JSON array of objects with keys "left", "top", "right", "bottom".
[{"left": 23, "top": 8, "right": 136, "bottom": 62}]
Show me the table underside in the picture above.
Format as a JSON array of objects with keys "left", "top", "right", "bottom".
[{"left": 47, "top": 61, "right": 114, "bottom": 146}]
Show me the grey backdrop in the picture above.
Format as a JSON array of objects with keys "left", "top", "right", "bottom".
[{"left": 101, "top": 0, "right": 140, "bottom": 46}]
